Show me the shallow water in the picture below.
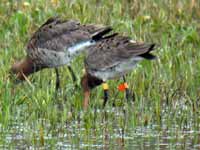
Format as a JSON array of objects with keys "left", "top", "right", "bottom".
[
  {"left": 1, "top": 124, "right": 200, "bottom": 150},
  {"left": 1, "top": 107, "right": 200, "bottom": 150}
]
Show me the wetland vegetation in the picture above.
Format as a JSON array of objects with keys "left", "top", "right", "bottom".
[{"left": 0, "top": 0, "right": 200, "bottom": 149}]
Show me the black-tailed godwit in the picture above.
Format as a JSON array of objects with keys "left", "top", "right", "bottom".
[
  {"left": 11, "top": 16, "right": 112, "bottom": 90},
  {"left": 81, "top": 34, "right": 156, "bottom": 109}
]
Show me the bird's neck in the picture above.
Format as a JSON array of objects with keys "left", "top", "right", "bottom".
[{"left": 81, "top": 73, "right": 103, "bottom": 90}]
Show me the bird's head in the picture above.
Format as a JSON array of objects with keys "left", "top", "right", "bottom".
[{"left": 10, "top": 57, "right": 41, "bottom": 81}]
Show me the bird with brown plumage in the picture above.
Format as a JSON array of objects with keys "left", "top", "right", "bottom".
[
  {"left": 81, "top": 34, "right": 156, "bottom": 110},
  {"left": 10, "top": 16, "right": 112, "bottom": 91}
]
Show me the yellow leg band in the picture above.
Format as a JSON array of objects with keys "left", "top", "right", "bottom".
[{"left": 102, "top": 83, "right": 109, "bottom": 90}]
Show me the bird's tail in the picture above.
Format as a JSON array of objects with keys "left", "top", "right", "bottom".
[{"left": 139, "top": 44, "right": 156, "bottom": 60}]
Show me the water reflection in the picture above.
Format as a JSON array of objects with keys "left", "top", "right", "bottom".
[{"left": 1, "top": 108, "right": 200, "bottom": 150}]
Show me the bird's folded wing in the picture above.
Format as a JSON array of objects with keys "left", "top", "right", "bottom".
[{"left": 85, "top": 36, "right": 155, "bottom": 71}]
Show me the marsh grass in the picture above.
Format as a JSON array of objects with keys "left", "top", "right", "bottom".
[{"left": 1, "top": 0, "right": 200, "bottom": 149}]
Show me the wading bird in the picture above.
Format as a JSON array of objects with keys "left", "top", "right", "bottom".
[
  {"left": 81, "top": 34, "right": 156, "bottom": 109},
  {"left": 11, "top": 17, "right": 112, "bottom": 90}
]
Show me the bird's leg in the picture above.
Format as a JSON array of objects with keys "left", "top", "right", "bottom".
[
  {"left": 55, "top": 68, "right": 60, "bottom": 91},
  {"left": 102, "top": 82, "right": 109, "bottom": 107},
  {"left": 67, "top": 66, "right": 78, "bottom": 88}
]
